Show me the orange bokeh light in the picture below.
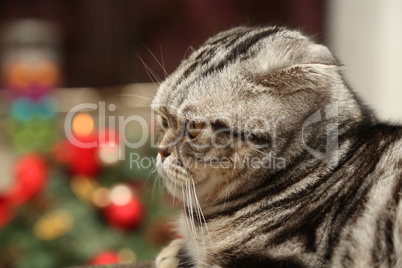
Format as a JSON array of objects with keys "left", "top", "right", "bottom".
[{"left": 72, "top": 113, "right": 94, "bottom": 136}]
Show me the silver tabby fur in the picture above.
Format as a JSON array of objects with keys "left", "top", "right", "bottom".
[{"left": 152, "top": 26, "right": 402, "bottom": 268}]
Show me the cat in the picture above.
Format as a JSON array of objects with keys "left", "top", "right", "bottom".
[{"left": 151, "top": 26, "right": 402, "bottom": 268}]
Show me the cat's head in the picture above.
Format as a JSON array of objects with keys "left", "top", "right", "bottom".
[{"left": 152, "top": 26, "right": 359, "bottom": 205}]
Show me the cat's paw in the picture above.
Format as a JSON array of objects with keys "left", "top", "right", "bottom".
[{"left": 156, "top": 239, "right": 185, "bottom": 268}]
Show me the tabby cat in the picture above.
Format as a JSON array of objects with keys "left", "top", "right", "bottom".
[{"left": 151, "top": 26, "right": 402, "bottom": 268}]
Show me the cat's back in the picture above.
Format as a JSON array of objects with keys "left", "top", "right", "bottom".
[
  {"left": 364, "top": 124, "right": 402, "bottom": 179},
  {"left": 330, "top": 124, "right": 402, "bottom": 268}
]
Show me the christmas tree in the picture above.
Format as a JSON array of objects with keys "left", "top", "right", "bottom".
[
  {"left": 0, "top": 138, "right": 176, "bottom": 268},
  {"left": 0, "top": 20, "right": 175, "bottom": 268}
]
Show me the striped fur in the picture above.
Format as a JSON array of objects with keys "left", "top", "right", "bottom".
[{"left": 152, "top": 26, "right": 402, "bottom": 268}]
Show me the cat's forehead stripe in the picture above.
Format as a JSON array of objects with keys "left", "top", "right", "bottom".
[
  {"left": 201, "top": 27, "right": 281, "bottom": 76},
  {"left": 173, "top": 28, "right": 252, "bottom": 88},
  {"left": 188, "top": 27, "right": 280, "bottom": 81},
  {"left": 207, "top": 27, "right": 249, "bottom": 46},
  {"left": 165, "top": 27, "right": 283, "bottom": 107}
]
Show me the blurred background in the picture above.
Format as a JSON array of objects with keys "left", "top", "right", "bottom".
[{"left": 0, "top": 1, "right": 401, "bottom": 267}]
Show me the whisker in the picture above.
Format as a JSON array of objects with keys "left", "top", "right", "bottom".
[
  {"left": 117, "top": 93, "right": 153, "bottom": 100},
  {"left": 184, "top": 180, "right": 195, "bottom": 239},
  {"left": 137, "top": 53, "right": 162, "bottom": 84},
  {"left": 159, "top": 44, "right": 168, "bottom": 78},
  {"left": 182, "top": 183, "right": 194, "bottom": 238},
  {"left": 191, "top": 180, "right": 212, "bottom": 243},
  {"left": 172, "top": 176, "right": 177, "bottom": 206},
  {"left": 190, "top": 179, "right": 207, "bottom": 262},
  {"left": 191, "top": 179, "right": 228, "bottom": 266},
  {"left": 143, "top": 44, "right": 168, "bottom": 78},
  {"left": 144, "top": 158, "right": 161, "bottom": 201},
  {"left": 143, "top": 63, "right": 162, "bottom": 84},
  {"left": 186, "top": 180, "right": 197, "bottom": 238},
  {"left": 149, "top": 173, "right": 159, "bottom": 198},
  {"left": 182, "top": 169, "right": 206, "bottom": 265}
]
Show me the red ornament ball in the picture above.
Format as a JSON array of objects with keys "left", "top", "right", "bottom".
[
  {"left": 103, "top": 195, "right": 144, "bottom": 231},
  {"left": 6, "top": 154, "right": 47, "bottom": 205},
  {"left": 89, "top": 251, "right": 119, "bottom": 265},
  {"left": 68, "top": 133, "right": 100, "bottom": 176}
]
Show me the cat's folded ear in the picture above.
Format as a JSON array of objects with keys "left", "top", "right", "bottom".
[{"left": 252, "top": 44, "right": 342, "bottom": 94}]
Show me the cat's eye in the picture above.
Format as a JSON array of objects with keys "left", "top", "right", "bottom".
[
  {"left": 161, "top": 117, "right": 168, "bottom": 128},
  {"left": 186, "top": 121, "right": 205, "bottom": 139}
]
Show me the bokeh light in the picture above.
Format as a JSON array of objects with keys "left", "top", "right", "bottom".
[{"left": 72, "top": 113, "right": 94, "bottom": 137}]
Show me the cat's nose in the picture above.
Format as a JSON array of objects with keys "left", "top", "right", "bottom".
[{"left": 158, "top": 148, "right": 170, "bottom": 162}]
